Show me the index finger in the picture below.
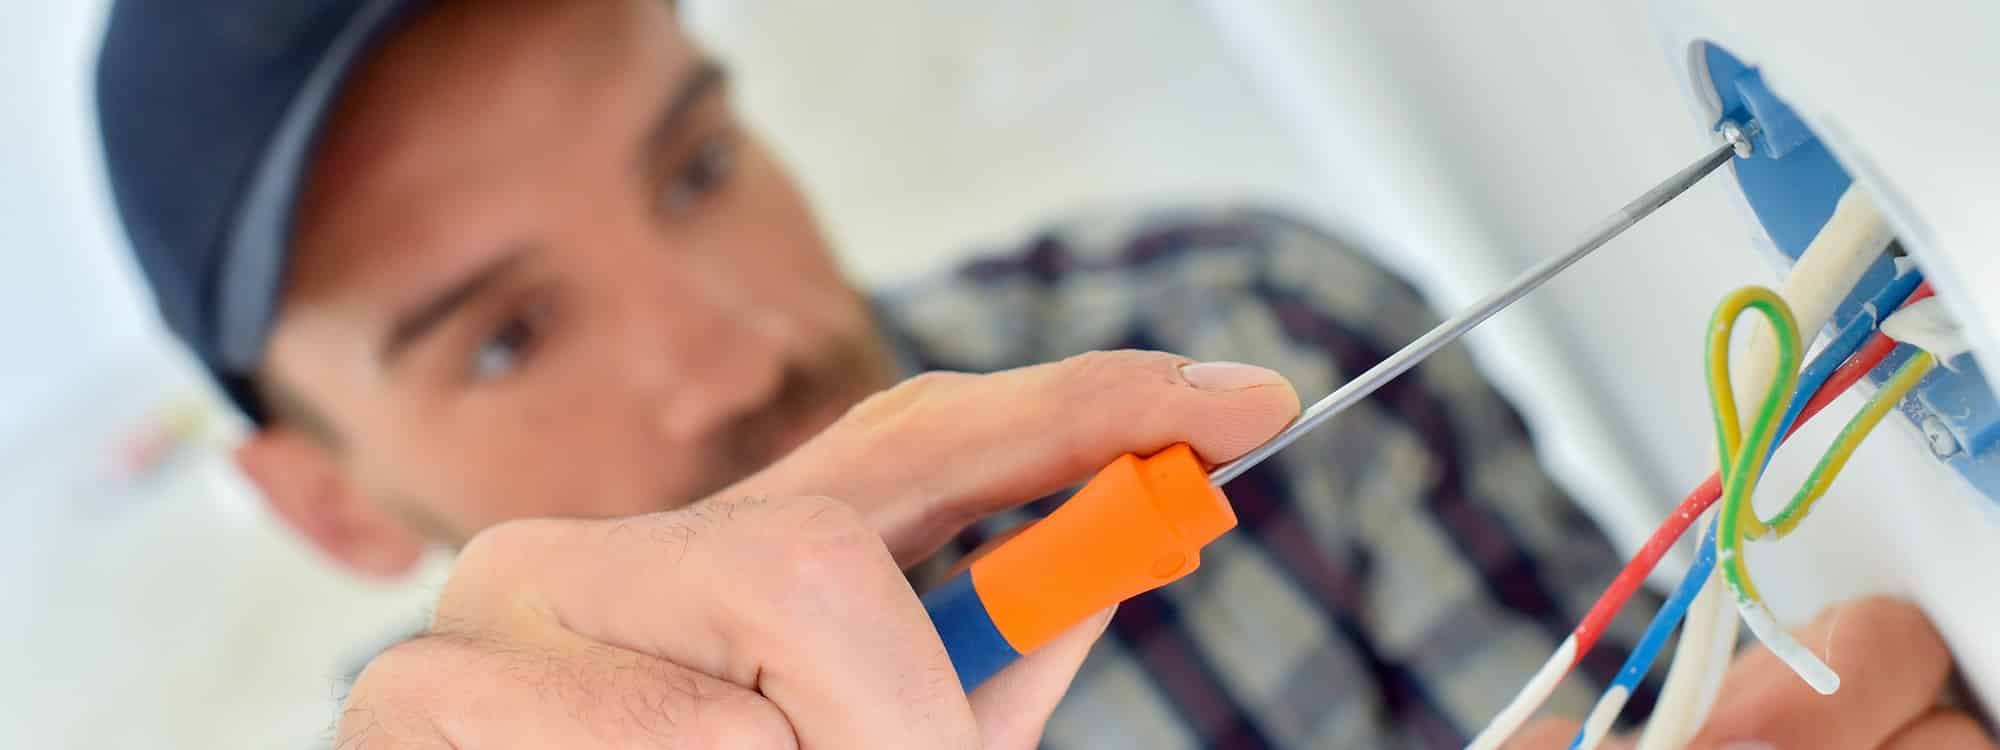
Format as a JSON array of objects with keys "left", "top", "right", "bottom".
[
  {"left": 1689, "top": 596, "right": 1954, "bottom": 749},
  {"left": 734, "top": 350, "right": 1301, "bottom": 566}
]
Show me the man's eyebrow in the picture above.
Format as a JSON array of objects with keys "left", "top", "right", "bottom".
[
  {"left": 642, "top": 58, "right": 727, "bottom": 162},
  {"left": 381, "top": 246, "right": 530, "bottom": 365}
]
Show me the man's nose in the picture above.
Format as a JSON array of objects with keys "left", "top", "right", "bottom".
[{"left": 630, "top": 256, "right": 794, "bottom": 442}]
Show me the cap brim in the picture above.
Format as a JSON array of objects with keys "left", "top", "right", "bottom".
[{"left": 213, "top": 0, "right": 431, "bottom": 372}]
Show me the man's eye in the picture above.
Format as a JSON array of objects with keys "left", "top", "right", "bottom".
[
  {"left": 470, "top": 313, "right": 540, "bottom": 381},
  {"left": 660, "top": 132, "right": 739, "bottom": 214}
]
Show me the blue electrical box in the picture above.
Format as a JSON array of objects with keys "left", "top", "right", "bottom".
[{"left": 1701, "top": 42, "right": 2000, "bottom": 500}]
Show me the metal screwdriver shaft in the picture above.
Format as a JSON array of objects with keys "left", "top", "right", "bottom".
[
  {"left": 927, "top": 137, "right": 1747, "bottom": 694},
  {"left": 1208, "top": 138, "right": 1742, "bottom": 485}
]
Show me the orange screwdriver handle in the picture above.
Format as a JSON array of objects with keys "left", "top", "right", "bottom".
[{"left": 923, "top": 442, "right": 1237, "bottom": 689}]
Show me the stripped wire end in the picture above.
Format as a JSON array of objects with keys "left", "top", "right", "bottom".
[
  {"left": 1709, "top": 284, "right": 1939, "bottom": 697},
  {"left": 1733, "top": 594, "right": 1841, "bottom": 695},
  {"left": 1566, "top": 281, "right": 1930, "bottom": 750}
]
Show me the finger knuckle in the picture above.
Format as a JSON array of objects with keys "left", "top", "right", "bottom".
[
  {"left": 1058, "top": 349, "right": 1184, "bottom": 385},
  {"left": 593, "top": 648, "right": 796, "bottom": 749},
  {"left": 343, "top": 635, "right": 479, "bottom": 726},
  {"left": 1052, "top": 350, "right": 1186, "bottom": 437},
  {"left": 435, "top": 518, "right": 568, "bottom": 619},
  {"left": 662, "top": 688, "right": 798, "bottom": 750},
  {"left": 757, "top": 496, "right": 888, "bottom": 595},
  {"left": 454, "top": 518, "right": 560, "bottom": 580},
  {"left": 656, "top": 493, "right": 753, "bottom": 537}
]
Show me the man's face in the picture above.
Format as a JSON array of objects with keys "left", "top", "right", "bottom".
[{"left": 263, "top": 0, "right": 896, "bottom": 546}]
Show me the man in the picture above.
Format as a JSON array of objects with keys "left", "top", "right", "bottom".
[{"left": 96, "top": 0, "right": 1991, "bottom": 747}]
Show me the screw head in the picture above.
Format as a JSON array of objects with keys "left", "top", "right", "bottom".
[
  {"left": 1920, "top": 415, "right": 1961, "bottom": 458},
  {"left": 1719, "top": 121, "right": 1756, "bottom": 158}
]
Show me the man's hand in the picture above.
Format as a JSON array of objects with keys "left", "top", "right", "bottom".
[
  {"left": 335, "top": 351, "right": 1299, "bottom": 748},
  {"left": 1513, "top": 596, "right": 1997, "bottom": 749}
]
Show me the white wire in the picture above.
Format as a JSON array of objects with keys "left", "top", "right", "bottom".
[
  {"left": 1574, "top": 683, "right": 1631, "bottom": 750},
  {"left": 1637, "top": 185, "right": 1890, "bottom": 749},
  {"left": 1465, "top": 636, "right": 1577, "bottom": 750},
  {"left": 1883, "top": 298, "right": 1972, "bottom": 363}
]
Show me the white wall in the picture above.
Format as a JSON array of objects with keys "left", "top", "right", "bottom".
[
  {"left": 1208, "top": 0, "right": 2000, "bottom": 714},
  {"left": 1, "top": 3, "right": 446, "bottom": 747},
  {"left": 0, "top": 2, "right": 164, "bottom": 447},
  {"left": 682, "top": 0, "right": 1339, "bottom": 285}
]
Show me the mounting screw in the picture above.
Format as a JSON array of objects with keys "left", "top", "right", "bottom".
[
  {"left": 1719, "top": 120, "right": 1757, "bottom": 158},
  {"left": 1920, "top": 415, "right": 1961, "bottom": 458}
]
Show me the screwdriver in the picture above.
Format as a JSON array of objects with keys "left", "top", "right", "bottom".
[{"left": 924, "top": 136, "right": 1744, "bottom": 692}]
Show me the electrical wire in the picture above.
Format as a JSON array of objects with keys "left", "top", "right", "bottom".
[
  {"left": 1881, "top": 298, "right": 1972, "bottom": 363},
  {"left": 1795, "top": 300, "right": 1925, "bottom": 422},
  {"left": 1568, "top": 282, "right": 1929, "bottom": 749},
  {"left": 1471, "top": 186, "right": 1898, "bottom": 750},
  {"left": 1717, "top": 349, "right": 1937, "bottom": 694},
  {"left": 1466, "top": 475, "right": 1717, "bottom": 750},
  {"left": 1704, "top": 289, "right": 1805, "bottom": 516},
  {"left": 1470, "top": 285, "right": 1803, "bottom": 750},
  {"left": 1466, "top": 281, "right": 1932, "bottom": 750},
  {"left": 1766, "top": 273, "right": 1929, "bottom": 466},
  {"left": 1762, "top": 351, "right": 1935, "bottom": 540},
  {"left": 1571, "top": 521, "right": 1717, "bottom": 749},
  {"left": 1695, "top": 287, "right": 1845, "bottom": 691},
  {"left": 1641, "top": 187, "right": 1894, "bottom": 750}
]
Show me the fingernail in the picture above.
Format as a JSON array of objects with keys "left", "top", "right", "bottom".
[
  {"left": 1720, "top": 741, "right": 1776, "bottom": 750},
  {"left": 1180, "top": 361, "right": 1284, "bottom": 392},
  {"left": 1097, "top": 605, "right": 1119, "bottom": 636}
]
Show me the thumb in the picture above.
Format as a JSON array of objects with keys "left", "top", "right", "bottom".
[
  {"left": 738, "top": 350, "right": 1301, "bottom": 566},
  {"left": 969, "top": 605, "right": 1115, "bottom": 749}
]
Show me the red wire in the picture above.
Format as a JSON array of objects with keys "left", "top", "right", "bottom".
[
  {"left": 1569, "top": 282, "right": 1933, "bottom": 658},
  {"left": 1571, "top": 479, "right": 1719, "bottom": 656},
  {"left": 1799, "top": 285, "right": 1935, "bottom": 419}
]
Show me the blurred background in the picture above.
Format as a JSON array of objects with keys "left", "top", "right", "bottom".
[{"left": 6, "top": 0, "right": 1952, "bottom": 746}]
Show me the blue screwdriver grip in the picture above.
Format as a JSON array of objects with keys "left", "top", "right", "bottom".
[
  {"left": 923, "top": 570, "right": 1021, "bottom": 691},
  {"left": 921, "top": 444, "right": 1236, "bottom": 693}
]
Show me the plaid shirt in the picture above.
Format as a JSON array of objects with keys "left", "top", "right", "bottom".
[{"left": 876, "top": 206, "right": 1661, "bottom": 749}]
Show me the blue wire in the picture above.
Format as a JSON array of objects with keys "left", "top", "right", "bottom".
[
  {"left": 1764, "top": 268, "right": 1923, "bottom": 465},
  {"left": 1568, "top": 267, "right": 1922, "bottom": 748},
  {"left": 1567, "top": 523, "right": 1717, "bottom": 749}
]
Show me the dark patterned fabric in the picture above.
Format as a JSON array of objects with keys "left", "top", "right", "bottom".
[{"left": 876, "top": 206, "right": 1662, "bottom": 749}]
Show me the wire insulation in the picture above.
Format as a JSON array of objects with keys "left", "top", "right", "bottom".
[
  {"left": 1570, "top": 522, "right": 1718, "bottom": 750},
  {"left": 1479, "top": 186, "right": 1895, "bottom": 750},
  {"left": 1642, "top": 187, "right": 1893, "bottom": 750},
  {"left": 1767, "top": 274, "right": 1929, "bottom": 467},
  {"left": 1717, "top": 350, "right": 1936, "bottom": 694},
  {"left": 1470, "top": 292, "right": 1927, "bottom": 750},
  {"left": 1699, "top": 287, "right": 1847, "bottom": 694},
  {"left": 1568, "top": 282, "right": 1928, "bottom": 749}
]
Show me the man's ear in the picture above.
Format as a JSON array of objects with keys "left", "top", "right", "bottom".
[{"left": 234, "top": 427, "right": 427, "bottom": 579}]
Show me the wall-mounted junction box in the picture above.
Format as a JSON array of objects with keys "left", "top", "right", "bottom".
[{"left": 1694, "top": 42, "right": 2000, "bottom": 506}]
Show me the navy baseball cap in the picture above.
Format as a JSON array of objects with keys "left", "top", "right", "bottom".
[{"left": 97, "top": 0, "right": 431, "bottom": 419}]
